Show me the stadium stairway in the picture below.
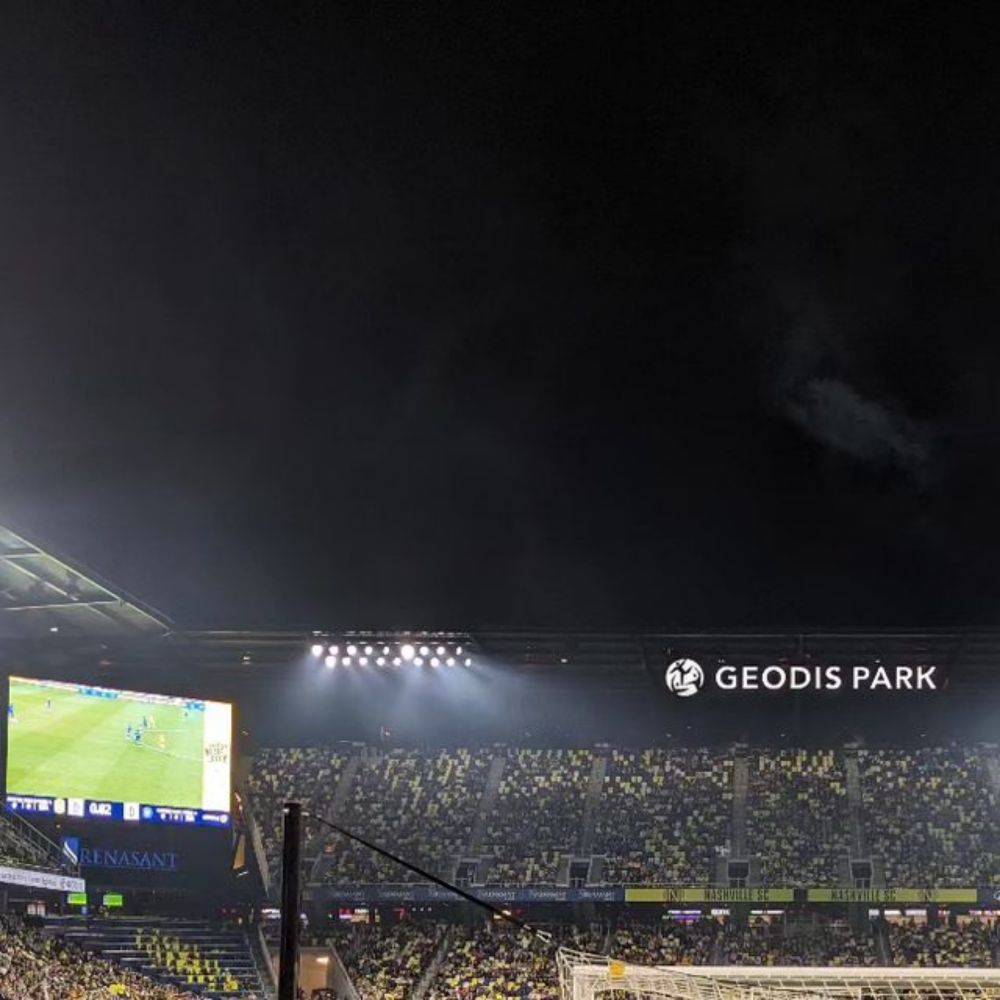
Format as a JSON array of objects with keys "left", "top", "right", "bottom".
[
  {"left": 47, "top": 916, "right": 269, "bottom": 999},
  {"left": 467, "top": 753, "right": 506, "bottom": 855},
  {"left": 0, "top": 806, "right": 75, "bottom": 874},
  {"left": 411, "top": 925, "right": 455, "bottom": 1000},
  {"left": 578, "top": 754, "right": 607, "bottom": 855},
  {"left": 306, "top": 753, "right": 363, "bottom": 883},
  {"left": 731, "top": 750, "right": 749, "bottom": 859},
  {"left": 843, "top": 750, "right": 868, "bottom": 857}
]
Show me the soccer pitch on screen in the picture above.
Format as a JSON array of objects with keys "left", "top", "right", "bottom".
[{"left": 5, "top": 676, "right": 232, "bottom": 813}]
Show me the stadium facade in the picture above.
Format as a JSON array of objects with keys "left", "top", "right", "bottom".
[{"left": 6, "top": 521, "right": 1000, "bottom": 996}]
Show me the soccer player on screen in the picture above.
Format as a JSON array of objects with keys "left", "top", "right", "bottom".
[{"left": 7, "top": 703, "right": 14, "bottom": 724}]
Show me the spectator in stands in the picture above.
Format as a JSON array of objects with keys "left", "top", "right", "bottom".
[
  {"left": 720, "top": 920, "right": 876, "bottom": 966},
  {"left": 483, "top": 749, "right": 593, "bottom": 884},
  {"left": 889, "top": 920, "right": 996, "bottom": 967},
  {"left": 861, "top": 748, "right": 1000, "bottom": 886},
  {"left": 247, "top": 747, "right": 347, "bottom": 881},
  {"left": 0, "top": 916, "right": 197, "bottom": 1000},
  {"left": 320, "top": 748, "right": 491, "bottom": 884},
  {"left": 610, "top": 918, "right": 719, "bottom": 965},
  {"left": 595, "top": 749, "right": 732, "bottom": 885},
  {"left": 748, "top": 750, "right": 850, "bottom": 886},
  {"left": 336, "top": 921, "right": 440, "bottom": 999}
]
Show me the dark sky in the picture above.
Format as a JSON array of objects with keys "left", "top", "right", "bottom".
[{"left": 1, "top": 4, "right": 998, "bottom": 630}]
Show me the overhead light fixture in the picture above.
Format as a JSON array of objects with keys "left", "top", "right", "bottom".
[
  {"left": 324, "top": 656, "right": 337, "bottom": 669},
  {"left": 310, "top": 644, "right": 324, "bottom": 658},
  {"left": 401, "top": 644, "right": 415, "bottom": 661}
]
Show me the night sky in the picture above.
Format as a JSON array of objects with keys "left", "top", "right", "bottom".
[{"left": 1, "top": 5, "right": 997, "bottom": 630}]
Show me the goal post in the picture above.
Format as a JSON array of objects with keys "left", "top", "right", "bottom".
[{"left": 557, "top": 948, "right": 1000, "bottom": 1000}]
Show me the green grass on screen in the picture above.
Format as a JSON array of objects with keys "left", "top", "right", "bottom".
[{"left": 7, "top": 681, "right": 205, "bottom": 808}]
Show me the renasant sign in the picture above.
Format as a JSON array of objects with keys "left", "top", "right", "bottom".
[{"left": 664, "top": 658, "right": 937, "bottom": 697}]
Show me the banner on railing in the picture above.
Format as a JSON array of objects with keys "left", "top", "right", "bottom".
[
  {"left": 808, "top": 888, "right": 978, "bottom": 904},
  {"left": 307, "top": 883, "right": 988, "bottom": 906},
  {"left": 0, "top": 864, "right": 85, "bottom": 893}
]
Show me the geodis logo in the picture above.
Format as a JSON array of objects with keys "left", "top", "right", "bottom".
[
  {"left": 665, "top": 658, "right": 705, "bottom": 697},
  {"left": 664, "top": 658, "right": 938, "bottom": 697}
]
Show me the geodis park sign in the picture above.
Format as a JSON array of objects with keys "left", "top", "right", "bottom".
[{"left": 664, "top": 657, "right": 939, "bottom": 698}]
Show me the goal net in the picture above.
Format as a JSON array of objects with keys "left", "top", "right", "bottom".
[{"left": 557, "top": 948, "right": 1000, "bottom": 1000}]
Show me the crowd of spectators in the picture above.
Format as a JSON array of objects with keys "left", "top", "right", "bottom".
[
  {"left": 246, "top": 747, "right": 347, "bottom": 880},
  {"left": 322, "top": 916, "right": 1000, "bottom": 997},
  {"left": 0, "top": 917, "right": 195, "bottom": 1000},
  {"left": 426, "top": 923, "right": 605, "bottom": 1000},
  {"left": 483, "top": 749, "right": 593, "bottom": 884},
  {"left": 860, "top": 748, "right": 1000, "bottom": 886},
  {"left": 719, "top": 920, "right": 876, "bottom": 966},
  {"left": 610, "top": 918, "right": 719, "bottom": 964},
  {"left": 748, "top": 750, "right": 850, "bottom": 885},
  {"left": 425, "top": 923, "right": 558, "bottom": 999},
  {"left": 319, "top": 749, "right": 490, "bottom": 883},
  {"left": 335, "top": 921, "right": 440, "bottom": 999},
  {"left": 248, "top": 743, "right": 1000, "bottom": 889},
  {"left": 595, "top": 749, "right": 732, "bottom": 884},
  {"left": 888, "top": 921, "right": 996, "bottom": 967}
]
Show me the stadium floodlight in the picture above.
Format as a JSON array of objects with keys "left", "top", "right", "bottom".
[
  {"left": 324, "top": 655, "right": 337, "bottom": 669},
  {"left": 455, "top": 645, "right": 463, "bottom": 655},
  {"left": 342, "top": 656, "right": 352, "bottom": 666},
  {"left": 414, "top": 656, "right": 424, "bottom": 666},
  {"left": 392, "top": 656, "right": 402, "bottom": 666},
  {"left": 446, "top": 657, "right": 455, "bottom": 667},
  {"left": 329, "top": 644, "right": 339, "bottom": 655},
  {"left": 364, "top": 645, "right": 373, "bottom": 655},
  {"left": 419, "top": 645, "right": 429, "bottom": 656},
  {"left": 464, "top": 657, "right": 472, "bottom": 667},
  {"left": 430, "top": 657, "right": 440, "bottom": 667},
  {"left": 359, "top": 657, "right": 369, "bottom": 666},
  {"left": 346, "top": 644, "right": 357, "bottom": 656},
  {"left": 436, "top": 645, "right": 445, "bottom": 655},
  {"left": 401, "top": 644, "right": 415, "bottom": 661},
  {"left": 382, "top": 645, "right": 390, "bottom": 655},
  {"left": 311, "top": 644, "right": 324, "bottom": 658},
  {"left": 376, "top": 656, "right": 386, "bottom": 666}
]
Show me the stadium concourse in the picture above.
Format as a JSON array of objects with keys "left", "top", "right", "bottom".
[{"left": 10, "top": 527, "right": 1000, "bottom": 998}]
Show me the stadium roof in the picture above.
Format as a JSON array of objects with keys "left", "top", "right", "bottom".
[
  {"left": 0, "top": 521, "right": 170, "bottom": 638},
  {"left": 4, "top": 518, "right": 1000, "bottom": 690},
  {"left": 164, "top": 626, "right": 1000, "bottom": 686}
]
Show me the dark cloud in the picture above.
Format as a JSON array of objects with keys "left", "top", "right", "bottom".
[{"left": 783, "top": 374, "right": 932, "bottom": 484}]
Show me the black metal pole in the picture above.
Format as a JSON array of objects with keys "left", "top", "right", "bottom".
[{"left": 278, "top": 801, "right": 302, "bottom": 1000}]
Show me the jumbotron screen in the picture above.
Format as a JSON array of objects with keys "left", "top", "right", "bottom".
[{"left": 4, "top": 676, "right": 232, "bottom": 828}]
